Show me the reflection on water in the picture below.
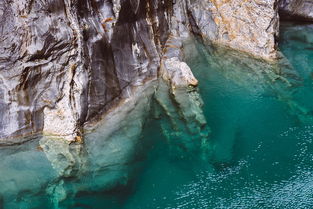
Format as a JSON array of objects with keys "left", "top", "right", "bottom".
[{"left": 0, "top": 22, "right": 313, "bottom": 209}]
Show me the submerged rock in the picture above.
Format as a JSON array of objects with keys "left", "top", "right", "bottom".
[
  {"left": 155, "top": 36, "right": 211, "bottom": 159},
  {"left": 1, "top": 1, "right": 312, "bottom": 206},
  {"left": 185, "top": 38, "right": 313, "bottom": 133},
  {"left": 0, "top": 81, "right": 157, "bottom": 208},
  {"left": 154, "top": 79, "right": 211, "bottom": 158}
]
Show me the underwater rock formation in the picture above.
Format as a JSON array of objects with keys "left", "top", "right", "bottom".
[
  {"left": 156, "top": 36, "right": 211, "bottom": 158},
  {"left": 279, "top": 0, "right": 313, "bottom": 21},
  {"left": 0, "top": 81, "right": 156, "bottom": 208},
  {"left": 0, "top": 0, "right": 282, "bottom": 142},
  {"left": 185, "top": 37, "right": 313, "bottom": 123},
  {"left": 183, "top": 37, "right": 313, "bottom": 162}
]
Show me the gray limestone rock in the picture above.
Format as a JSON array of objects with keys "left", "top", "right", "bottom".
[{"left": 0, "top": 0, "right": 173, "bottom": 142}]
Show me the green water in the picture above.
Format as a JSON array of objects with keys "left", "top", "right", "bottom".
[
  {"left": 1, "top": 22, "right": 313, "bottom": 209},
  {"left": 98, "top": 22, "right": 313, "bottom": 209}
]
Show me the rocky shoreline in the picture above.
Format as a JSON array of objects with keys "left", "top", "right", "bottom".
[{"left": 1, "top": 1, "right": 313, "bottom": 207}]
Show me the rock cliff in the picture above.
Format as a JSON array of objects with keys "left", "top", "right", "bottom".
[{"left": 0, "top": 0, "right": 287, "bottom": 142}]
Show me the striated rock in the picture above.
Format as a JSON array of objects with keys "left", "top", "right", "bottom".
[
  {"left": 0, "top": 0, "right": 281, "bottom": 142},
  {"left": 279, "top": 0, "right": 313, "bottom": 21},
  {"left": 1, "top": 0, "right": 310, "bottom": 205},
  {"left": 0, "top": 0, "right": 173, "bottom": 142}
]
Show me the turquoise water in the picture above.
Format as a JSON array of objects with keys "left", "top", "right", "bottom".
[
  {"left": 99, "top": 22, "right": 313, "bottom": 209},
  {"left": 1, "top": 22, "right": 313, "bottom": 208}
]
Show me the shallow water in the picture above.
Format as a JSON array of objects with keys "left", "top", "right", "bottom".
[{"left": 1, "top": 22, "right": 313, "bottom": 208}]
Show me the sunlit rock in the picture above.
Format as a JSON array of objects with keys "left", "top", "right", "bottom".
[
  {"left": 187, "top": 0, "right": 279, "bottom": 60},
  {"left": 161, "top": 57, "right": 198, "bottom": 88}
]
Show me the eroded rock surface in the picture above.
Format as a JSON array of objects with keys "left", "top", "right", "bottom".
[{"left": 1, "top": 1, "right": 312, "bottom": 207}]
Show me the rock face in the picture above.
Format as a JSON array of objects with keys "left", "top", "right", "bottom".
[
  {"left": 0, "top": 0, "right": 171, "bottom": 142},
  {"left": 279, "top": 0, "right": 313, "bottom": 21},
  {"left": 188, "top": 0, "right": 280, "bottom": 60},
  {"left": 0, "top": 0, "right": 281, "bottom": 142}
]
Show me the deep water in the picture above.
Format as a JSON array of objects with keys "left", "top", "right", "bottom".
[
  {"left": 100, "top": 22, "right": 313, "bottom": 209},
  {"left": 1, "top": 22, "right": 313, "bottom": 209}
]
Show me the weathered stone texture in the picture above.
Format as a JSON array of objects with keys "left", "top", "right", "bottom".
[{"left": 188, "top": 0, "right": 280, "bottom": 60}]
